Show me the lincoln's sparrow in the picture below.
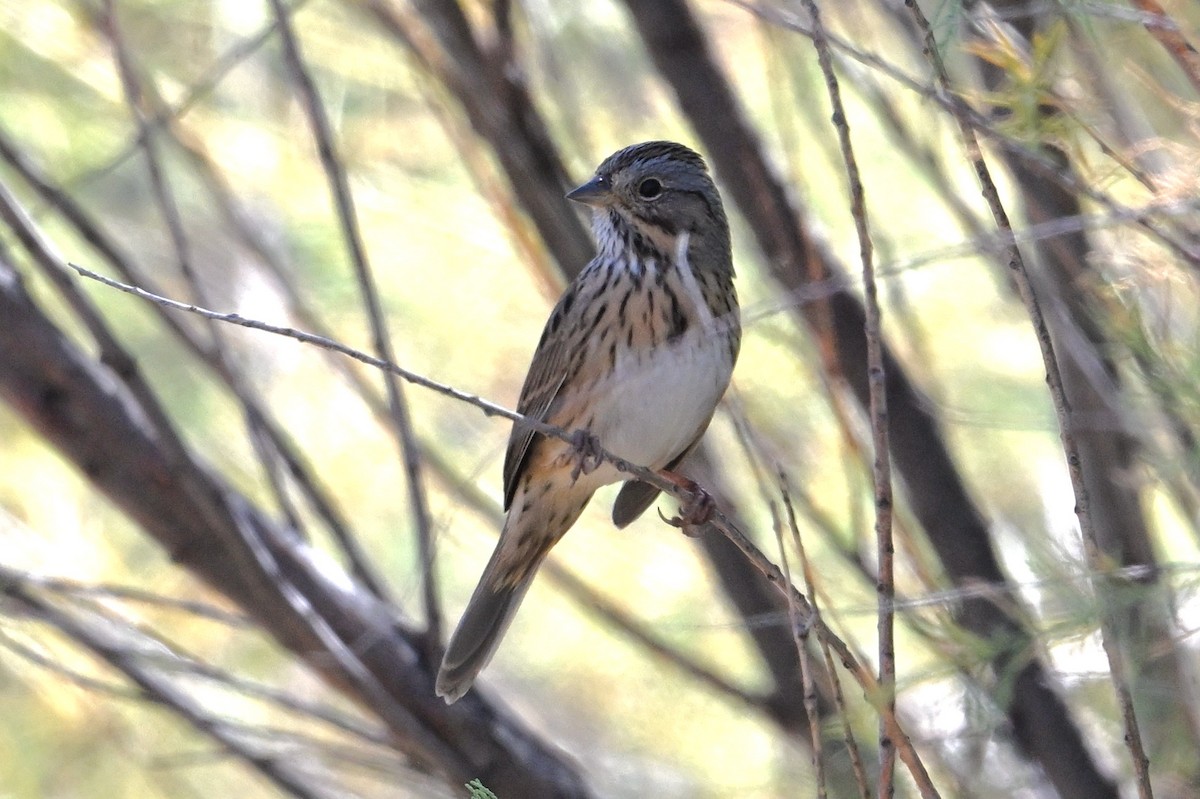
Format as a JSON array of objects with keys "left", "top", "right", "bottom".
[{"left": 436, "top": 141, "right": 740, "bottom": 703}]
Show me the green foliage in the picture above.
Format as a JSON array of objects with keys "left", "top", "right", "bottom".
[
  {"left": 465, "top": 778, "right": 499, "bottom": 799},
  {"left": 964, "top": 20, "right": 1077, "bottom": 148}
]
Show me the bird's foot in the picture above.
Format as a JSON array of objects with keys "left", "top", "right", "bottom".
[
  {"left": 568, "top": 429, "right": 605, "bottom": 481},
  {"left": 656, "top": 469, "right": 714, "bottom": 536}
]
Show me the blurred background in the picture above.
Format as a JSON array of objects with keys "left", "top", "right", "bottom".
[{"left": 1, "top": 0, "right": 1199, "bottom": 797}]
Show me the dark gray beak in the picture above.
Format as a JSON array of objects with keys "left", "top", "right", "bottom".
[{"left": 565, "top": 176, "right": 611, "bottom": 207}]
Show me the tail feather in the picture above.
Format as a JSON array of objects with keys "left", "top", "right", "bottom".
[
  {"left": 436, "top": 560, "right": 537, "bottom": 703},
  {"left": 437, "top": 482, "right": 591, "bottom": 703}
]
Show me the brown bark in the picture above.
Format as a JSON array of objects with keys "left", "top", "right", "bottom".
[
  {"left": 365, "top": 0, "right": 594, "bottom": 280},
  {"left": 0, "top": 252, "right": 591, "bottom": 797},
  {"left": 619, "top": 1, "right": 1118, "bottom": 796},
  {"left": 976, "top": 0, "right": 1200, "bottom": 773}
]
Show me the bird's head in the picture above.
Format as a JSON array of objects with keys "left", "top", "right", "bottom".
[{"left": 567, "top": 140, "right": 729, "bottom": 262}]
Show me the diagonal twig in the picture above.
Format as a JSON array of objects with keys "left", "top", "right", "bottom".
[
  {"left": 769, "top": 497, "right": 828, "bottom": 798},
  {"left": 904, "top": 2, "right": 1155, "bottom": 796},
  {"left": 778, "top": 472, "right": 872, "bottom": 799},
  {"left": 265, "top": 0, "right": 440, "bottom": 642},
  {"left": 0, "top": 123, "right": 392, "bottom": 602},
  {"left": 1, "top": 572, "right": 332, "bottom": 799},
  {"left": 70, "top": 262, "right": 940, "bottom": 794},
  {"left": 793, "top": 0, "right": 897, "bottom": 793},
  {"left": 99, "top": 0, "right": 333, "bottom": 572}
]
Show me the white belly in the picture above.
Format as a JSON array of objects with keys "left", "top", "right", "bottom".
[{"left": 588, "top": 331, "right": 732, "bottom": 471}]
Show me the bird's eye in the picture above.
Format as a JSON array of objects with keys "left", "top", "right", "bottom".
[{"left": 637, "top": 177, "right": 663, "bottom": 199}]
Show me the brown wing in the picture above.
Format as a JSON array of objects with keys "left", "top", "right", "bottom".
[{"left": 502, "top": 288, "right": 580, "bottom": 510}]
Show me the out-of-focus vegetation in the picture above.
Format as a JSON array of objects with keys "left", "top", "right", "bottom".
[{"left": 1, "top": 1, "right": 1199, "bottom": 797}]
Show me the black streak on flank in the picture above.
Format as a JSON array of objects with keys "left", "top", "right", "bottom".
[
  {"left": 559, "top": 288, "right": 577, "bottom": 319},
  {"left": 617, "top": 287, "right": 633, "bottom": 325},
  {"left": 666, "top": 285, "right": 688, "bottom": 341},
  {"left": 653, "top": 261, "right": 668, "bottom": 288},
  {"left": 605, "top": 266, "right": 619, "bottom": 292},
  {"left": 584, "top": 301, "right": 607, "bottom": 339}
]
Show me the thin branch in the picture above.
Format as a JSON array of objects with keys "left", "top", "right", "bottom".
[
  {"left": 794, "top": 1, "right": 896, "bottom": 792},
  {"left": 61, "top": 0, "right": 310, "bottom": 196},
  {"left": 1129, "top": 0, "right": 1200, "bottom": 94},
  {"left": 361, "top": 0, "right": 594, "bottom": 276},
  {"left": 904, "top": 2, "right": 1155, "bottom": 796},
  {"left": 0, "top": 571, "right": 391, "bottom": 749},
  {"left": 704, "top": 506, "right": 940, "bottom": 799},
  {"left": 1, "top": 574, "right": 333, "bottom": 799},
  {"left": 769, "top": 499, "right": 828, "bottom": 798},
  {"left": 99, "top": 0, "right": 326, "bottom": 561},
  {"left": 779, "top": 475, "right": 871, "bottom": 799},
  {"left": 0, "top": 124, "right": 393, "bottom": 603},
  {"left": 727, "top": 0, "right": 1200, "bottom": 271},
  {"left": 140, "top": 640, "right": 392, "bottom": 747},
  {"left": 266, "top": 0, "right": 439, "bottom": 639},
  {"left": 0, "top": 628, "right": 141, "bottom": 699},
  {"left": 71, "top": 263, "right": 943, "bottom": 786},
  {"left": 216, "top": 721, "right": 416, "bottom": 783},
  {"left": 69, "top": 264, "right": 550, "bottom": 435},
  {"left": 100, "top": 0, "right": 198, "bottom": 292},
  {"left": 22, "top": 574, "right": 250, "bottom": 625}
]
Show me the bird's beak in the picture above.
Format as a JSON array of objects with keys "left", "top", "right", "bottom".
[{"left": 565, "top": 176, "right": 611, "bottom": 207}]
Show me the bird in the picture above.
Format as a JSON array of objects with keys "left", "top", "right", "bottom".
[{"left": 436, "top": 141, "right": 740, "bottom": 703}]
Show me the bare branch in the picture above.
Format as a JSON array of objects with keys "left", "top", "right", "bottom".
[
  {"left": 2, "top": 572, "right": 336, "bottom": 799},
  {"left": 791, "top": 0, "right": 896, "bottom": 791},
  {"left": 904, "top": 2, "right": 1154, "bottom": 796},
  {"left": 0, "top": 253, "right": 591, "bottom": 797},
  {"left": 68, "top": 261, "right": 945, "bottom": 787},
  {"left": 265, "top": 0, "right": 437, "bottom": 633}
]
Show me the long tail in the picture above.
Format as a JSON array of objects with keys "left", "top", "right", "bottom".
[
  {"left": 436, "top": 488, "right": 589, "bottom": 703},
  {"left": 435, "top": 545, "right": 541, "bottom": 703}
]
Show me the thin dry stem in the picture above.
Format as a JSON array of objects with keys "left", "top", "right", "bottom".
[
  {"left": 729, "top": 0, "right": 1200, "bottom": 270},
  {"left": 1129, "top": 0, "right": 1200, "bottom": 94},
  {"left": 770, "top": 498, "right": 828, "bottom": 798},
  {"left": 780, "top": 474, "right": 872, "bottom": 799},
  {"left": 103, "top": 0, "right": 327, "bottom": 571},
  {"left": 904, "top": 1, "right": 1155, "bottom": 795},
  {"left": 796, "top": 0, "right": 896, "bottom": 792},
  {"left": 266, "top": 0, "right": 440, "bottom": 641},
  {"left": 706, "top": 507, "right": 940, "bottom": 799},
  {"left": 73, "top": 263, "right": 943, "bottom": 793}
]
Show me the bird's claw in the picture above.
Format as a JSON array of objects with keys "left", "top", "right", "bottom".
[
  {"left": 656, "top": 472, "right": 715, "bottom": 536},
  {"left": 568, "top": 429, "right": 604, "bottom": 481}
]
